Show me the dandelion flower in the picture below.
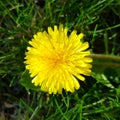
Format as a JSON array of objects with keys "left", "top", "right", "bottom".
[{"left": 24, "top": 25, "right": 92, "bottom": 94}]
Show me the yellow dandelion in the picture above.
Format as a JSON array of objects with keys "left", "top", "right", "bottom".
[{"left": 24, "top": 25, "right": 92, "bottom": 94}]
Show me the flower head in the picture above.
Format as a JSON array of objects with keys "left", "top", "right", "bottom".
[{"left": 24, "top": 25, "right": 92, "bottom": 94}]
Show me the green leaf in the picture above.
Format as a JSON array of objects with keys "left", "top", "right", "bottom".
[
  {"left": 92, "top": 73, "right": 114, "bottom": 89},
  {"left": 19, "top": 70, "right": 40, "bottom": 91}
]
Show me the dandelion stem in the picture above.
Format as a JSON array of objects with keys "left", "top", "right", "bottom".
[
  {"left": 91, "top": 54, "right": 120, "bottom": 61},
  {"left": 91, "top": 54, "right": 120, "bottom": 68}
]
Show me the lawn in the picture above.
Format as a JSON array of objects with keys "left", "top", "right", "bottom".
[{"left": 0, "top": 0, "right": 120, "bottom": 120}]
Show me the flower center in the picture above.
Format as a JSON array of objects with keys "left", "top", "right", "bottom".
[
  {"left": 53, "top": 53, "right": 64, "bottom": 65},
  {"left": 48, "top": 51, "right": 68, "bottom": 68}
]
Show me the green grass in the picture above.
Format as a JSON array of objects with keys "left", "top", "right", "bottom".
[{"left": 0, "top": 0, "right": 120, "bottom": 119}]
